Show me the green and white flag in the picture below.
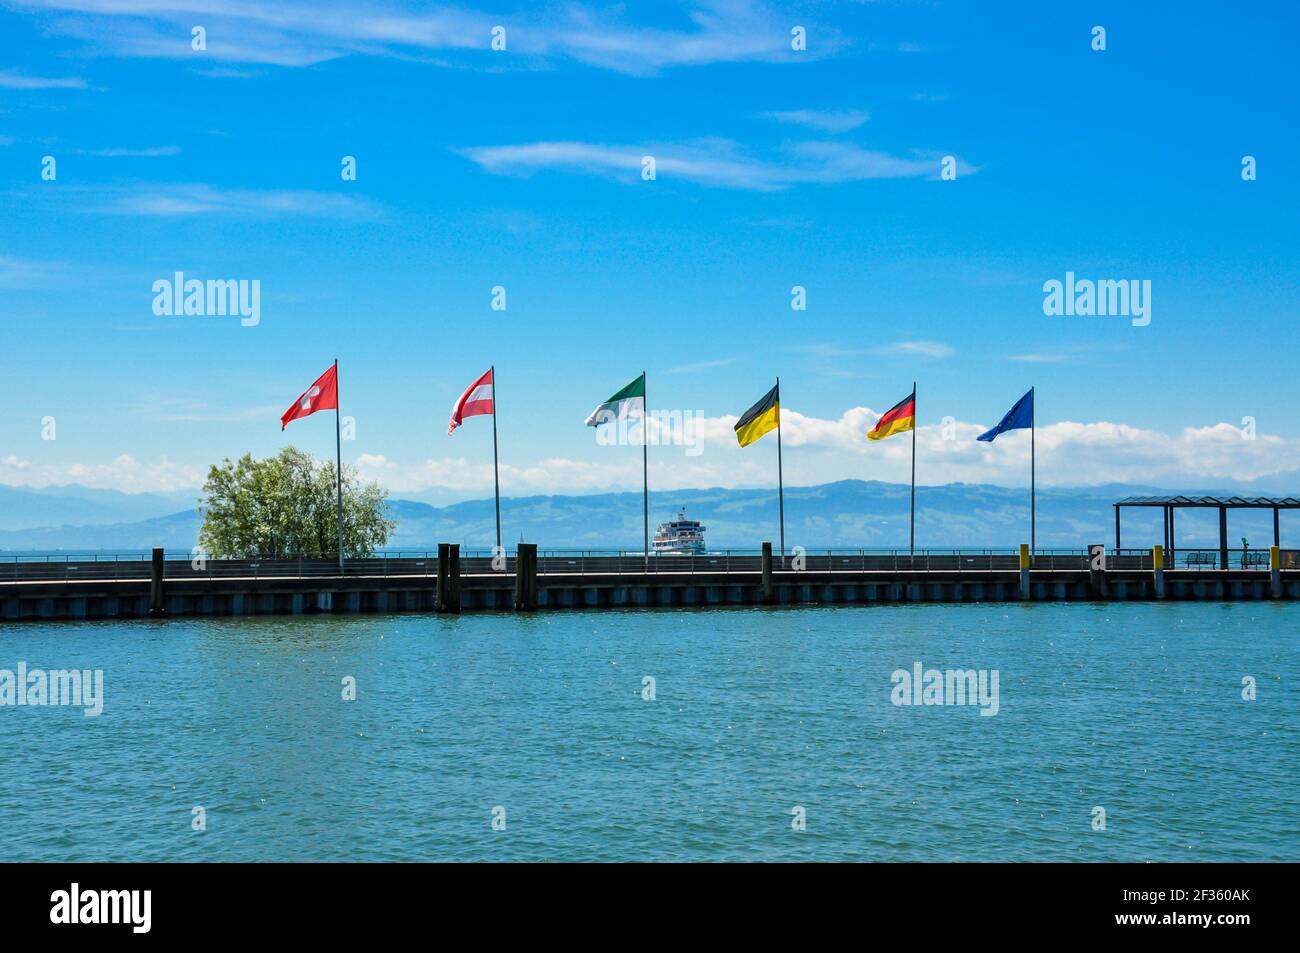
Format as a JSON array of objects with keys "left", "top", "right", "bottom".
[{"left": 585, "top": 373, "right": 646, "bottom": 426}]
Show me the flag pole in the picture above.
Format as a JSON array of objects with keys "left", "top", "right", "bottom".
[
  {"left": 776, "top": 377, "right": 785, "bottom": 565},
  {"left": 334, "top": 358, "right": 344, "bottom": 575},
  {"left": 909, "top": 381, "right": 916, "bottom": 561},
  {"left": 491, "top": 364, "right": 502, "bottom": 551},
  {"left": 642, "top": 370, "right": 649, "bottom": 569},
  {"left": 1030, "top": 385, "right": 1036, "bottom": 564}
]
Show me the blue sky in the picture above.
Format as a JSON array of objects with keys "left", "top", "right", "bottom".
[{"left": 1, "top": 0, "right": 1298, "bottom": 502}]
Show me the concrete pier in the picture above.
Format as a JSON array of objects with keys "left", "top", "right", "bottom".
[{"left": 2, "top": 562, "right": 1297, "bottom": 622}]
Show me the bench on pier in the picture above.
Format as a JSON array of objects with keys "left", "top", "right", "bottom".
[{"left": 1184, "top": 552, "right": 1217, "bottom": 569}]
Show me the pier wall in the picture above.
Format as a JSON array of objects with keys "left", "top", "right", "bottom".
[{"left": 2, "top": 568, "right": 1297, "bottom": 622}]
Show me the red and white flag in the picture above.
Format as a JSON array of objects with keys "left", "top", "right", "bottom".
[
  {"left": 448, "top": 366, "right": 494, "bottom": 435},
  {"left": 281, "top": 363, "right": 339, "bottom": 430}
]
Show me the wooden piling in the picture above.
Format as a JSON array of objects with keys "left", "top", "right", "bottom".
[
  {"left": 515, "top": 542, "right": 537, "bottom": 611},
  {"left": 436, "top": 543, "right": 461, "bottom": 613},
  {"left": 149, "top": 547, "right": 165, "bottom": 617},
  {"left": 1153, "top": 544, "right": 1166, "bottom": 599},
  {"left": 1088, "top": 543, "right": 1107, "bottom": 599},
  {"left": 1018, "top": 543, "right": 1031, "bottom": 600},
  {"left": 761, "top": 541, "right": 774, "bottom": 604}
]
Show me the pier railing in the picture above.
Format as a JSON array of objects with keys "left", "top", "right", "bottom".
[{"left": 0, "top": 547, "right": 1280, "bottom": 582}]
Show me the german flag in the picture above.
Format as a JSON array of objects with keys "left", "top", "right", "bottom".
[
  {"left": 867, "top": 389, "right": 915, "bottom": 441},
  {"left": 735, "top": 383, "right": 780, "bottom": 447}
]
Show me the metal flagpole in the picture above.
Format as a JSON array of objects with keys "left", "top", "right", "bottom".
[
  {"left": 1030, "top": 385, "right": 1036, "bottom": 563},
  {"left": 642, "top": 371, "right": 649, "bottom": 569},
  {"left": 491, "top": 364, "right": 502, "bottom": 550},
  {"left": 909, "top": 382, "right": 916, "bottom": 561},
  {"left": 334, "top": 358, "right": 344, "bottom": 575},
  {"left": 776, "top": 377, "right": 785, "bottom": 564}
]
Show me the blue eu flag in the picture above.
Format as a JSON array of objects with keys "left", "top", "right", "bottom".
[{"left": 978, "top": 388, "right": 1034, "bottom": 442}]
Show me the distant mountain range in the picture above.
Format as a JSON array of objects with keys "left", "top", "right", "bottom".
[
  {"left": 0, "top": 480, "right": 1288, "bottom": 552},
  {"left": 0, "top": 484, "right": 197, "bottom": 531}
]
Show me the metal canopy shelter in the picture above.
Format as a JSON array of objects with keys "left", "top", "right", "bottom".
[{"left": 1113, "top": 495, "right": 1300, "bottom": 567}]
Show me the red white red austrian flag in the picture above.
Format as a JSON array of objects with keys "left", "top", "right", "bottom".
[
  {"left": 281, "top": 363, "right": 339, "bottom": 430},
  {"left": 448, "top": 366, "right": 495, "bottom": 435}
]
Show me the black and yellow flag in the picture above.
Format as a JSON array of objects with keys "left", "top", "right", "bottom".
[
  {"left": 734, "top": 383, "right": 780, "bottom": 447},
  {"left": 867, "top": 390, "right": 916, "bottom": 441}
]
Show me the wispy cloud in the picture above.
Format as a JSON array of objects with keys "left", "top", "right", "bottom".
[
  {"left": 789, "top": 342, "right": 861, "bottom": 359},
  {"left": 193, "top": 67, "right": 260, "bottom": 79},
  {"left": 667, "top": 356, "right": 740, "bottom": 374},
  {"left": 1008, "top": 344, "right": 1129, "bottom": 365},
  {"left": 876, "top": 340, "right": 955, "bottom": 359},
  {"left": 131, "top": 393, "right": 282, "bottom": 423},
  {"left": 0, "top": 255, "right": 66, "bottom": 290},
  {"left": 7, "top": 0, "right": 838, "bottom": 74},
  {"left": 473, "top": 209, "right": 545, "bottom": 234},
  {"left": 81, "top": 184, "right": 381, "bottom": 219},
  {"left": 0, "top": 70, "right": 87, "bottom": 89},
  {"left": 457, "top": 139, "right": 954, "bottom": 191},
  {"left": 760, "top": 108, "right": 869, "bottom": 133},
  {"left": 76, "top": 145, "right": 181, "bottom": 157},
  {"left": 1009, "top": 352, "right": 1075, "bottom": 364},
  {"left": 792, "top": 341, "right": 954, "bottom": 360}
]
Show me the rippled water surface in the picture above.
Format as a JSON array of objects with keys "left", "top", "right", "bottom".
[{"left": 1, "top": 603, "right": 1296, "bottom": 861}]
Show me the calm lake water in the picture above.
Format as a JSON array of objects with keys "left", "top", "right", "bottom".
[{"left": 1, "top": 603, "right": 1296, "bottom": 862}]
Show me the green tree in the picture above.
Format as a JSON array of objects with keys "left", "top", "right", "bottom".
[{"left": 198, "top": 446, "right": 395, "bottom": 559}]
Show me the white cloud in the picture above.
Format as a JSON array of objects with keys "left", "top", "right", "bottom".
[
  {"left": 6, "top": 412, "right": 1292, "bottom": 497},
  {"left": 78, "top": 145, "right": 181, "bottom": 157},
  {"left": 760, "top": 109, "right": 869, "bottom": 133},
  {"left": 0, "top": 70, "right": 87, "bottom": 89},
  {"left": 1008, "top": 344, "right": 1128, "bottom": 365},
  {"left": 788, "top": 342, "right": 859, "bottom": 358},
  {"left": 457, "top": 139, "right": 950, "bottom": 191},
  {"left": 8, "top": 1, "right": 836, "bottom": 74},
  {"left": 877, "top": 340, "right": 955, "bottom": 359},
  {"left": 0, "top": 255, "right": 66, "bottom": 290},
  {"left": 0, "top": 454, "right": 204, "bottom": 493},
  {"left": 83, "top": 184, "right": 380, "bottom": 219},
  {"left": 1008, "top": 352, "right": 1072, "bottom": 364},
  {"left": 789, "top": 341, "right": 955, "bottom": 362},
  {"left": 131, "top": 393, "right": 283, "bottom": 423},
  {"left": 361, "top": 410, "right": 1300, "bottom": 497},
  {"left": 192, "top": 67, "right": 259, "bottom": 79},
  {"left": 667, "top": 356, "right": 740, "bottom": 374}
]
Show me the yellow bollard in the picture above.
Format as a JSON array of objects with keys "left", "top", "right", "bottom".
[
  {"left": 1018, "top": 544, "right": 1030, "bottom": 600},
  {"left": 1153, "top": 545, "right": 1164, "bottom": 570}
]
